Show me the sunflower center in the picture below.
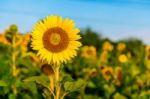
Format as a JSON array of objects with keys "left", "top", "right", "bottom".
[
  {"left": 87, "top": 49, "right": 92, "bottom": 55},
  {"left": 43, "top": 27, "right": 69, "bottom": 53},
  {"left": 50, "top": 33, "right": 61, "bottom": 45}
]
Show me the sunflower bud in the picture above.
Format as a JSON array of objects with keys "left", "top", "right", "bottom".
[
  {"left": 10, "top": 24, "right": 18, "bottom": 33},
  {"left": 4, "top": 24, "right": 18, "bottom": 43},
  {"left": 41, "top": 64, "right": 54, "bottom": 76}
]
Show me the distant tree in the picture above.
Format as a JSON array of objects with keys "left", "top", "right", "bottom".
[
  {"left": 123, "top": 38, "right": 145, "bottom": 65},
  {"left": 80, "top": 28, "right": 102, "bottom": 50}
]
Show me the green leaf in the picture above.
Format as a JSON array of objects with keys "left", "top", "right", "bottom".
[
  {"left": 9, "top": 94, "right": 16, "bottom": 99},
  {"left": 64, "top": 79, "right": 85, "bottom": 92},
  {"left": 113, "top": 93, "right": 127, "bottom": 99},
  {"left": 87, "top": 81, "right": 96, "bottom": 88},
  {"left": 21, "top": 94, "right": 33, "bottom": 99},
  {"left": 22, "top": 82, "right": 38, "bottom": 95},
  {"left": 0, "top": 80, "right": 8, "bottom": 86},
  {"left": 61, "top": 74, "right": 73, "bottom": 84},
  {"left": 23, "top": 75, "right": 49, "bottom": 88},
  {"left": 84, "top": 95, "right": 103, "bottom": 99}
]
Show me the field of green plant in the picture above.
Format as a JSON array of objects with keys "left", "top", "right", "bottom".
[{"left": 0, "top": 24, "right": 150, "bottom": 99}]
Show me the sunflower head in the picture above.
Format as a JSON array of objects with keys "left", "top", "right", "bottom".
[
  {"left": 118, "top": 54, "right": 127, "bottom": 63},
  {"left": 99, "top": 51, "right": 108, "bottom": 64},
  {"left": 41, "top": 64, "right": 54, "bottom": 76},
  {"left": 0, "top": 34, "right": 10, "bottom": 44},
  {"left": 145, "top": 45, "right": 150, "bottom": 53},
  {"left": 114, "top": 67, "right": 122, "bottom": 86},
  {"left": 31, "top": 15, "right": 82, "bottom": 65},
  {"left": 102, "top": 41, "right": 114, "bottom": 52},
  {"left": 136, "top": 79, "right": 144, "bottom": 88},
  {"left": 101, "top": 66, "right": 113, "bottom": 81},
  {"left": 117, "top": 42, "right": 126, "bottom": 52},
  {"left": 81, "top": 46, "right": 96, "bottom": 59}
]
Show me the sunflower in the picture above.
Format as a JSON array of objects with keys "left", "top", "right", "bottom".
[
  {"left": 31, "top": 15, "right": 82, "bottom": 65},
  {"left": 145, "top": 45, "right": 150, "bottom": 69},
  {"left": 118, "top": 54, "right": 127, "bottom": 63},
  {"left": 101, "top": 66, "right": 113, "bottom": 81},
  {"left": 99, "top": 51, "right": 108, "bottom": 64},
  {"left": 102, "top": 41, "right": 113, "bottom": 52},
  {"left": 81, "top": 46, "right": 96, "bottom": 59},
  {"left": 0, "top": 34, "right": 10, "bottom": 44},
  {"left": 127, "top": 52, "right": 131, "bottom": 59},
  {"left": 117, "top": 42, "right": 126, "bottom": 52},
  {"left": 16, "top": 33, "right": 31, "bottom": 52},
  {"left": 114, "top": 67, "right": 122, "bottom": 86},
  {"left": 145, "top": 45, "right": 150, "bottom": 53},
  {"left": 136, "top": 79, "right": 144, "bottom": 88},
  {"left": 130, "top": 66, "right": 140, "bottom": 76}
]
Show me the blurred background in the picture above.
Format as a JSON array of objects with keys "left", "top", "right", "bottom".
[{"left": 0, "top": 0, "right": 150, "bottom": 99}]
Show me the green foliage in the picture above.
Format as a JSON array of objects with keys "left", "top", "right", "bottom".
[
  {"left": 24, "top": 75, "right": 49, "bottom": 88},
  {"left": 81, "top": 28, "right": 102, "bottom": 49},
  {"left": 0, "top": 80, "right": 8, "bottom": 86},
  {"left": 64, "top": 79, "right": 85, "bottom": 92}
]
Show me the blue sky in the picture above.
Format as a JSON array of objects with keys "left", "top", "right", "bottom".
[{"left": 0, "top": 0, "right": 150, "bottom": 44}]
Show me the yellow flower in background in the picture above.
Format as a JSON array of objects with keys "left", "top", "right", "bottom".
[
  {"left": 15, "top": 34, "right": 23, "bottom": 46},
  {"left": 22, "top": 33, "right": 31, "bottom": 46},
  {"left": 127, "top": 52, "right": 132, "bottom": 59},
  {"left": 145, "top": 45, "right": 150, "bottom": 53},
  {"left": 81, "top": 46, "right": 96, "bottom": 59},
  {"left": 89, "top": 68, "right": 97, "bottom": 77},
  {"left": 136, "top": 79, "right": 144, "bottom": 88},
  {"left": 99, "top": 51, "right": 108, "bottom": 63},
  {"left": 145, "top": 71, "right": 150, "bottom": 79},
  {"left": 0, "top": 34, "right": 10, "bottom": 44},
  {"left": 101, "top": 66, "right": 113, "bottom": 81},
  {"left": 83, "top": 68, "right": 97, "bottom": 77},
  {"left": 145, "top": 45, "right": 150, "bottom": 69},
  {"left": 24, "top": 33, "right": 31, "bottom": 41},
  {"left": 118, "top": 54, "right": 127, "bottom": 63},
  {"left": 31, "top": 15, "right": 82, "bottom": 65},
  {"left": 145, "top": 59, "right": 150, "bottom": 69},
  {"left": 27, "top": 52, "right": 41, "bottom": 64},
  {"left": 15, "top": 33, "right": 31, "bottom": 52},
  {"left": 114, "top": 67, "right": 122, "bottom": 86},
  {"left": 130, "top": 66, "right": 140, "bottom": 76},
  {"left": 102, "top": 41, "right": 113, "bottom": 52},
  {"left": 21, "top": 34, "right": 31, "bottom": 52},
  {"left": 117, "top": 42, "right": 126, "bottom": 52}
]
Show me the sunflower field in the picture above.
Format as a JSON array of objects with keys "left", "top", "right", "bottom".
[{"left": 0, "top": 18, "right": 150, "bottom": 99}]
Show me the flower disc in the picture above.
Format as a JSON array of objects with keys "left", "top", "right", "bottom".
[{"left": 43, "top": 27, "right": 69, "bottom": 53}]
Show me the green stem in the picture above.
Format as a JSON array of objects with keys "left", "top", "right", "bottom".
[
  {"left": 54, "top": 65, "right": 60, "bottom": 99},
  {"left": 12, "top": 35, "right": 16, "bottom": 76},
  {"left": 12, "top": 34, "right": 17, "bottom": 95},
  {"left": 55, "top": 66, "right": 60, "bottom": 99},
  {"left": 48, "top": 76, "right": 55, "bottom": 98},
  {"left": 81, "top": 75, "right": 89, "bottom": 99},
  {"left": 60, "top": 92, "right": 68, "bottom": 99}
]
